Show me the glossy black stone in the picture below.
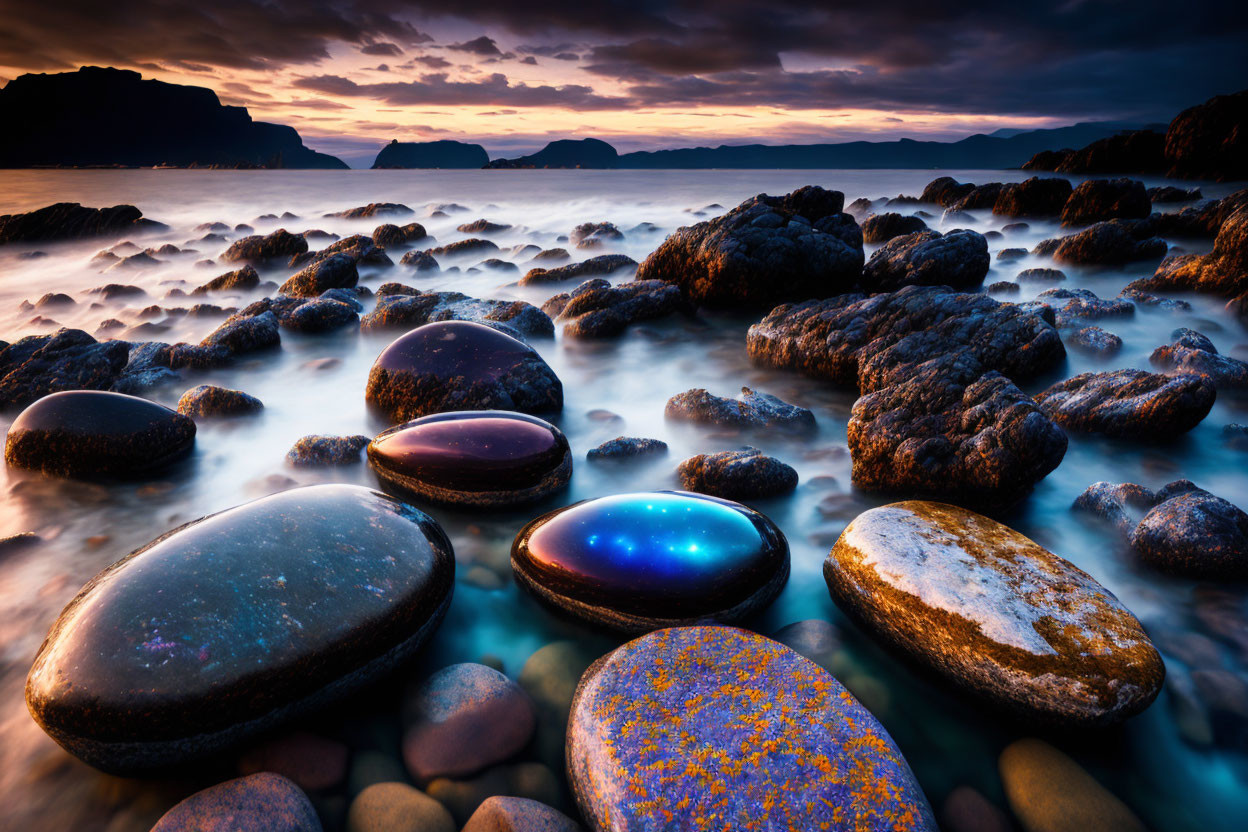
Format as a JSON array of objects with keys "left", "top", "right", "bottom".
[
  {"left": 364, "top": 321, "right": 563, "bottom": 423},
  {"left": 25, "top": 484, "right": 454, "bottom": 773},
  {"left": 368, "top": 411, "right": 571, "bottom": 508},
  {"left": 511, "top": 491, "right": 789, "bottom": 633},
  {"left": 4, "top": 389, "right": 195, "bottom": 478}
]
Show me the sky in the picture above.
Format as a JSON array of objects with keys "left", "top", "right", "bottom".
[{"left": 1, "top": 0, "right": 1246, "bottom": 167}]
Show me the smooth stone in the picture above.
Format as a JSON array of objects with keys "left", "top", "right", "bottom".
[
  {"left": 177, "top": 384, "right": 263, "bottom": 417},
  {"left": 151, "top": 773, "right": 321, "bottom": 832},
  {"left": 368, "top": 411, "right": 571, "bottom": 508},
  {"left": 347, "top": 782, "right": 455, "bottom": 832},
  {"left": 1131, "top": 482, "right": 1248, "bottom": 579},
  {"left": 401, "top": 662, "right": 536, "bottom": 780},
  {"left": 286, "top": 434, "right": 370, "bottom": 466},
  {"left": 677, "top": 447, "right": 798, "bottom": 500},
  {"left": 365, "top": 321, "right": 562, "bottom": 423},
  {"left": 426, "top": 762, "right": 561, "bottom": 828},
  {"left": 519, "top": 641, "right": 599, "bottom": 771},
  {"left": 26, "top": 484, "right": 455, "bottom": 773},
  {"left": 826, "top": 502, "right": 1164, "bottom": 725},
  {"left": 511, "top": 491, "right": 789, "bottom": 632},
  {"left": 568, "top": 626, "right": 936, "bottom": 831},
  {"left": 4, "top": 390, "right": 195, "bottom": 477},
  {"left": 463, "top": 796, "right": 582, "bottom": 832},
  {"left": 999, "top": 739, "right": 1146, "bottom": 832}
]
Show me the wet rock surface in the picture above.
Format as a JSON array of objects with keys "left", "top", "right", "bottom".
[
  {"left": 1038, "top": 219, "right": 1168, "bottom": 266},
  {"left": 363, "top": 288, "right": 552, "bottom": 338},
  {"left": 511, "top": 491, "right": 789, "bottom": 632},
  {"left": 519, "top": 253, "right": 637, "bottom": 286},
  {"left": 0, "top": 202, "right": 162, "bottom": 245},
  {"left": 1000, "top": 739, "right": 1147, "bottom": 832},
  {"left": 677, "top": 447, "right": 798, "bottom": 500},
  {"left": 664, "top": 385, "right": 815, "bottom": 431},
  {"left": 993, "top": 177, "right": 1073, "bottom": 218},
  {"left": 193, "top": 264, "right": 260, "bottom": 295},
  {"left": 0, "top": 328, "right": 131, "bottom": 408},
  {"left": 827, "top": 502, "right": 1164, "bottom": 725},
  {"left": 25, "top": 484, "right": 455, "bottom": 772},
  {"left": 540, "top": 278, "right": 683, "bottom": 337},
  {"left": 176, "top": 384, "right": 263, "bottom": 417},
  {"left": 372, "top": 222, "right": 428, "bottom": 247},
  {"left": 861, "top": 229, "right": 990, "bottom": 292},
  {"left": 365, "top": 321, "right": 563, "bottom": 422},
  {"left": 568, "top": 626, "right": 935, "bottom": 830},
  {"left": 1035, "top": 369, "right": 1216, "bottom": 439},
  {"left": 278, "top": 254, "right": 359, "bottom": 298},
  {"left": 324, "top": 202, "right": 412, "bottom": 220},
  {"left": 1069, "top": 326, "right": 1123, "bottom": 354},
  {"left": 635, "top": 185, "right": 864, "bottom": 309},
  {"left": 5, "top": 390, "right": 195, "bottom": 477},
  {"left": 1060, "top": 178, "right": 1151, "bottom": 227},
  {"left": 585, "top": 436, "right": 668, "bottom": 460},
  {"left": 222, "top": 229, "right": 307, "bottom": 264},
  {"left": 862, "top": 212, "right": 929, "bottom": 243},
  {"left": 1128, "top": 206, "right": 1248, "bottom": 300},
  {"left": 282, "top": 297, "right": 360, "bottom": 333},
  {"left": 1150, "top": 328, "right": 1248, "bottom": 392},
  {"left": 368, "top": 411, "right": 572, "bottom": 508},
  {"left": 286, "top": 434, "right": 369, "bottom": 466}
]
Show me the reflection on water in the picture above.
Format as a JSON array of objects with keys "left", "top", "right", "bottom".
[{"left": 0, "top": 169, "right": 1246, "bottom": 831}]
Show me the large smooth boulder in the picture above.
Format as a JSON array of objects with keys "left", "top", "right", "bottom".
[
  {"left": 568, "top": 626, "right": 936, "bottom": 829},
  {"left": 26, "top": 484, "right": 455, "bottom": 772},
  {"left": 827, "top": 502, "right": 1164, "bottom": 725},
  {"left": 176, "top": 384, "right": 262, "bottom": 417},
  {"left": 1035, "top": 369, "right": 1215, "bottom": 439},
  {"left": 861, "top": 229, "right": 990, "bottom": 292},
  {"left": 5, "top": 390, "right": 195, "bottom": 477},
  {"left": 462, "top": 796, "right": 581, "bottom": 832},
  {"left": 635, "top": 185, "right": 864, "bottom": 309},
  {"left": 1060, "top": 179, "right": 1151, "bottom": 227},
  {"left": 365, "top": 321, "right": 562, "bottom": 423},
  {"left": 511, "top": 491, "right": 788, "bottom": 633},
  {"left": 192, "top": 265, "right": 260, "bottom": 295}
]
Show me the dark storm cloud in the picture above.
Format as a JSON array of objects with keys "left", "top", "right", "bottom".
[
  {"left": 447, "top": 36, "right": 503, "bottom": 57},
  {"left": 292, "top": 71, "right": 628, "bottom": 109},
  {"left": 360, "top": 42, "right": 404, "bottom": 56}
]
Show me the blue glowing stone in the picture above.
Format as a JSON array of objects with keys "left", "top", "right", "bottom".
[
  {"left": 25, "top": 484, "right": 454, "bottom": 774},
  {"left": 511, "top": 491, "right": 788, "bottom": 632}
]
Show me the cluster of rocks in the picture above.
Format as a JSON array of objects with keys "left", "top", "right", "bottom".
[
  {"left": 540, "top": 278, "right": 684, "bottom": 337},
  {"left": 363, "top": 284, "right": 552, "bottom": 338}
]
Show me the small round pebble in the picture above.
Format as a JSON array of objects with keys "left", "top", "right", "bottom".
[
  {"left": 346, "top": 782, "right": 455, "bottom": 832},
  {"left": 151, "top": 773, "right": 321, "bottom": 832}
]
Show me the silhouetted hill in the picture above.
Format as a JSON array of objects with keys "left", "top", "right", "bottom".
[
  {"left": 0, "top": 67, "right": 347, "bottom": 169},
  {"left": 485, "top": 138, "right": 619, "bottom": 169},
  {"left": 372, "top": 139, "right": 489, "bottom": 169}
]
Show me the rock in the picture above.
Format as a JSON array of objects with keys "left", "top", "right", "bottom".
[
  {"left": 85, "top": 282, "right": 146, "bottom": 300},
  {"left": 828, "top": 502, "right": 1164, "bottom": 724},
  {"left": 238, "top": 732, "right": 349, "bottom": 791},
  {"left": 177, "top": 384, "right": 263, "bottom": 417},
  {"left": 286, "top": 434, "right": 370, "bottom": 466},
  {"left": 326, "top": 203, "right": 413, "bottom": 219},
  {"left": 541, "top": 279, "right": 683, "bottom": 337},
  {"left": 999, "top": 739, "right": 1146, "bottom": 832},
  {"left": 921, "top": 176, "right": 976, "bottom": 207},
  {"left": 568, "top": 626, "right": 936, "bottom": 829},
  {"left": 426, "top": 238, "right": 499, "bottom": 258},
  {"left": 347, "top": 782, "right": 455, "bottom": 832},
  {"left": 950, "top": 183, "right": 1005, "bottom": 211},
  {"left": 0, "top": 202, "right": 161, "bottom": 245},
  {"left": 1039, "top": 219, "right": 1168, "bottom": 266},
  {"left": 940, "top": 786, "right": 1011, "bottom": 832},
  {"left": 850, "top": 362, "right": 1066, "bottom": 507},
  {"left": 200, "top": 309, "right": 280, "bottom": 355},
  {"left": 1164, "top": 89, "right": 1248, "bottom": 181},
  {"left": 1069, "top": 326, "right": 1123, "bottom": 355},
  {"left": 518, "top": 641, "right": 599, "bottom": 771},
  {"left": 372, "top": 222, "right": 428, "bottom": 247},
  {"left": 282, "top": 298, "right": 360, "bottom": 333},
  {"left": 1148, "top": 186, "right": 1202, "bottom": 203},
  {"left": 462, "top": 796, "right": 581, "bottom": 832},
  {"left": 664, "top": 386, "right": 815, "bottom": 431},
  {"left": 426, "top": 763, "right": 561, "bottom": 827},
  {"left": 27, "top": 485, "right": 453, "bottom": 772},
  {"left": 400, "top": 250, "right": 440, "bottom": 272},
  {"left": 861, "top": 229, "right": 990, "bottom": 291},
  {"left": 1127, "top": 206, "right": 1248, "bottom": 299},
  {"left": 5, "top": 390, "right": 195, "bottom": 477},
  {"left": 458, "top": 219, "right": 511, "bottom": 235},
  {"left": 635, "top": 185, "right": 864, "bottom": 310},
  {"left": 747, "top": 285, "right": 1065, "bottom": 392},
  {"left": 519, "top": 253, "right": 637, "bottom": 286},
  {"left": 1027, "top": 130, "right": 1166, "bottom": 176},
  {"left": 570, "top": 221, "right": 623, "bottom": 249},
  {"left": 862, "top": 212, "right": 929, "bottom": 243},
  {"left": 993, "top": 177, "right": 1073, "bottom": 217},
  {"left": 151, "top": 773, "right": 321, "bottom": 832},
  {"left": 278, "top": 254, "right": 359, "bottom": 298},
  {"left": 368, "top": 411, "right": 572, "bottom": 508},
  {"left": 402, "top": 663, "right": 536, "bottom": 780},
  {"left": 222, "top": 229, "right": 307, "bottom": 264},
  {"left": 586, "top": 437, "right": 668, "bottom": 461},
  {"left": 193, "top": 265, "right": 260, "bottom": 295},
  {"left": 477, "top": 258, "right": 518, "bottom": 273},
  {"left": 1150, "top": 329, "right": 1248, "bottom": 392},
  {"left": 1035, "top": 369, "right": 1215, "bottom": 438},
  {"left": 291, "top": 234, "right": 391, "bottom": 269},
  {"left": 1037, "top": 287, "right": 1134, "bottom": 327},
  {"left": 1060, "top": 179, "right": 1151, "bottom": 226},
  {"left": 363, "top": 290, "right": 552, "bottom": 338},
  {"left": 31, "top": 292, "right": 76, "bottom": 309},
  {"left": 996, "top": 247, "right": 1027, "bottom": 262},
  {"left": 511, "top": 491, "right": 788, "bottom": 632},
  {"left": 987, "top": 281, "right": 1020, "bottom": 294},
  {"left": 1016, "top": 267, "right": 1067, "bottom": 284},
  {"left": 0, "top": 328, "right": 131, "bottom": 408},
  {"left": 365, "top": 322, "right": 562, "bottom": 423},
  {"left": 531, "top": 247, "right": 570, "bottom": 262},
  {"left": 677, "top": 447, "right": 798, "bottom": 500}
]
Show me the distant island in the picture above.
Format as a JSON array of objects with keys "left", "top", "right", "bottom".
[
  {"left": 484, "top": 138, "right": 619, "bottom": 169},
  {"left": 0, "top": 67, "right": 346, "bottom": 169},
  {"left": 373, "top": 140, "right": 489, "bottom": 169}
]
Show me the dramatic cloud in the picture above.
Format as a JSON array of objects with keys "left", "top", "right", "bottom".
[
  {"left": 360, "top": 42, "right": 403, "bottom": 57},
  {"left": 292, "top": 72, "right": 629, "bottom": 109},
  {"left": 447, "top": 36, "right": 503, "bottom": 57}
]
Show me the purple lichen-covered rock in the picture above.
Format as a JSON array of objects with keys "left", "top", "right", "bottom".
[
  {"left": 1035, "top": 370, "right": 1216, "bottom": 439},
  {"left": 402, "top": 663, "right": 536, "bottom": 780},
  {"left": 664, "top": 386, "right": 815, "bottom": 431},
  {"left": 677, "top": 447, "right": 798, "bottom": 500},
  {"left": 151, "top": 773, "right": 321, "bottom": 832},
  {"left": 568, "top": 626, "right": 936, "bottom": 831},
  {"left": 827, "top": 502, "right": 1164, "bottom": 725}
]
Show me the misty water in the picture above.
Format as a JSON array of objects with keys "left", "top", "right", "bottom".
[{"left": 0, "top": 169, "right": 1246, "bottom": 831}]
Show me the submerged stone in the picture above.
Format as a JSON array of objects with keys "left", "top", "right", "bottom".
[
  {"left": 511, "top": 491, "right": 789, "bottom": 632},
  {"left": 568, "top": 626, "right": 936, "bottom": 831},
  {"left": 26, "top": 484, "right": 455, "bottom": 772},
  {"left": 365, "top": 321, "right": 563, "bottom": 423},
  {"left": 826, "top": 501, "right": 1165, "bottom": 725},
  {"left": 5, "top": 390, "right": 195, "bottom": 477},
  {"left": 368, "top": 411, "right": 572, "bottom": 508}
]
